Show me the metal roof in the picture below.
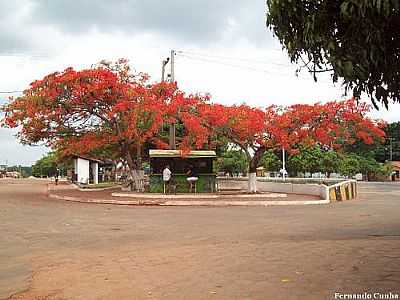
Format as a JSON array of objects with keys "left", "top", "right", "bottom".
[{"left": 149, "top": 149, "right": 216, "bottom": 158}]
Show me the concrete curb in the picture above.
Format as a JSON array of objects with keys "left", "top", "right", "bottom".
[
  {"left": 111, "top": 192, "right": 288, "bottom": 199},
  {"left": 48, "top": 192, "right": 329, "bottom": 206},
  {"left": 70, "top": 183, "right": 122, "bottom": 192},
  {"left": 160, "top": 200, "right": 330, "bottom": 206}
]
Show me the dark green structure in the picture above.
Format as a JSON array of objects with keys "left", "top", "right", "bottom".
[{"left": 149, "top": 149, "right": 217, "bottom": 193}]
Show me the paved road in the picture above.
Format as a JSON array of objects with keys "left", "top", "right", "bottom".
[{"left": 0, "top": 179, "right": 399, "bottom": 300}]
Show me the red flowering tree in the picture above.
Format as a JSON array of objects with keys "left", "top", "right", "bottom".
[
  {"left": 199, "top": 98, "right": 385, "bottom": 192},
  {"left": 2, "top": 60, "right": 184, "bottom": 190}
]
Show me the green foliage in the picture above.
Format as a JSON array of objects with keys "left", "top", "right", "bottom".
[
  {"left": 320, "top": 150, "right": 341, "bottom": 176},
  {"left": 338, "top": 154, "right": 361, "bottom": 177},
  {"left": 261, "top": 150, "right": 281, "bottom": 172},
  {"left": 287, "top": 146, "right": 322, "bottom": 175},
  {"left": 338, "top": 153, "right": 389, "bottom": 179},
  {"left": 216, "top": 150, "right": 248, "bottom": 176},
  {"left": 284, "top": 145, "right": 387, "bottom": 180},
  {"left": 32, "top": 152, "right": 67, "bottom": 177},
  {"left": 266, "top": 0, "right": 400, "bottom": 108},
  {"left": 383, "top": 122, "right": 400, "bottom": 161},
  {"left": 345, "top": 121, "right": 400, "bottom": 162}
]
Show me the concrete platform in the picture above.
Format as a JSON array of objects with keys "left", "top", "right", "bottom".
[{"left": 47, "top": 183, "right": 326, "bottom": 206}]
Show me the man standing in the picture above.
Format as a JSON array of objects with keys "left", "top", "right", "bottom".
[{"left": 162, "top": 165, "right": 172, "bottom": 194}]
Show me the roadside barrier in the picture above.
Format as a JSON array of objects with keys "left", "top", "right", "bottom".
[
  {"left": 326, "top": 180, "right": 357, "bottom": 202},
  {"left": 217, "top": 177, "right": 358, "bottom": 202}
]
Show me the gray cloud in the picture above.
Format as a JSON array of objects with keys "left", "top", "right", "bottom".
[
  {"left": 0, "top": 1, "right": 273, "bottom": 54},
  {"left": 30, "top": 1, "right": 256, "bottom": 38},
  {"left": 0, "top": 1, "right": 32, "bottom": 53}
]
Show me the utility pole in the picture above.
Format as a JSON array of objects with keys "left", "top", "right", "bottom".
[
  {"left": 170, "top": 50, "right": 175, "bottom": 83},
  {"left": 389, "top": 137, "right": 394, "bottom": 161},
  {"left": 161, "top": 57, "right": 170, "bottom": 82},
  {"left": 169, "top": 50, "right": 176, "bottom": 150}
]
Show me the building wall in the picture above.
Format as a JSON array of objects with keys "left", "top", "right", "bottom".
[{"left": 76, "top": 158, "right": 90, "bottom": 184}]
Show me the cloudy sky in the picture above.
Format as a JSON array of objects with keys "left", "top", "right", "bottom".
[{"left": 1, "top": 0, "right": 399, "bottom": 166}]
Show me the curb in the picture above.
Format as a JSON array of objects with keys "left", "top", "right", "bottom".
[
  {"left": 111, "top": 192, "right": 288, "bottom": 199},
  {"left": 48, "top": 192, "right": 329, "bottom": 206},
  {"left": 160, "top": 200, "right": 330, "bottom": 206}
]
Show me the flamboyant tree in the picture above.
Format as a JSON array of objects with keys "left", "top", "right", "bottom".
[
  {"left": 198, "top": 98, "right": 385, "bottom": 192},
  {"left": 2, "top": 60, "right": 195, "bottom": 190}
]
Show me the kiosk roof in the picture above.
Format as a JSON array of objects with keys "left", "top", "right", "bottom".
[{"left": 149, "top": 149, "right": 216, "bottom": 158}]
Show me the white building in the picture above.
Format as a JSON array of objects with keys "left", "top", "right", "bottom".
[{"left": 72, "top": 156, "right": 101, "bottom": 184}]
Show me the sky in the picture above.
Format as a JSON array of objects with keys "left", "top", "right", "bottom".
[{"left": 1, "top": 0, "right": 399, "bottom": 166}]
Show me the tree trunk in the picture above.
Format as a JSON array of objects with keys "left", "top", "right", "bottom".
[
  {"left": 123, "top": 143, "right": 144, "bottom": 192},
  {"left": 248, "top": 172, "right": 257, "bottom": 193},
  {"left": 247, "top": 146, "right": 267, "bottom": 193}
]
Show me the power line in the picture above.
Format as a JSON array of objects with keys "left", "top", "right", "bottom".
[
  {"left": 177, "top": 50, "right": 293, "bottom": 68},
  {"left": 177, "top": 53, "right": 338, "bottom": 85},
  {"left": 0, "top": 91, "right": 23, "bottom": 94},
  {"left": 177, "top": 53, "right": 282, "bottom": 74}
]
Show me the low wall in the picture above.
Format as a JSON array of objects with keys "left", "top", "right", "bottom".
[
  {"left": 217, "top": 177, "right": 357, "bottom": 201},
  {"left": 326, "top": 180, "right": 357, "bottom": 202}
]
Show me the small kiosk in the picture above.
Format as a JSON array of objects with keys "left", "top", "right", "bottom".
[{"left": 149, "top": 149, "right": 217, "bottom": 193}]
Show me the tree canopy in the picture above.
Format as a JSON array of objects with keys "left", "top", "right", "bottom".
[
  {"left": 197, "top": 98, "right": 385, "bottom": 191},
  {"left": 1, "top": 60, "right": 209, "bottom": 190},
  {"left": 266, "top": 0, "right": 400, "bottom": 108},
  {"left": 2, "top": 59, "right": 386, "bottom": 192}
]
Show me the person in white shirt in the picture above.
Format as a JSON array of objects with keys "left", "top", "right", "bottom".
[{"left": 162, "top": 165, "right": 172, "bottom": 194}]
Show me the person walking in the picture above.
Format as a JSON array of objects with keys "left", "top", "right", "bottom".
[{"left": 55, "top": 168, "right": 59, "bottom": 185}]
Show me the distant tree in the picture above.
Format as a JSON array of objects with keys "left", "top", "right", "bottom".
[
  {"left": 216, "top": 150, "right": 247, "bottom": 176},
  {"left": 384, "top": 122, "right": 400, "bottom": 161},
  {"left": 339, "top": 154, "right": 362, "bottom": 178},
  {"left": 345, "top": 121, "right": 400, "bottom": 162},
  {"left": 338, "top": 153, "right": 385, "bottom": 180},
  {"left": 357, "top": 155, "right": 385, "bottom": 181},
  {"left": 320, "top": 150, "right": 341, "bottom": 178},
  {"left": 32, "top": 152, "right": 58, "bottom": 178},
  {"left": 287, "top": 146, "right": 322, "bottom": 176},
  {"left": 261, "top": 150, "right": 281, "bottom": 172},
  {"left": 266, "top": 0, "right": 400, "bottom": 108}
]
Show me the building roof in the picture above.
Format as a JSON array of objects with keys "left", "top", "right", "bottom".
[
  {"left": 72, "top": 155, "right": 103, "bottom": 163},
  {"left": 149, "top": 149, "right": 216, "bottom": 158},
  {"left": 391, "top": 161, "right": 400, "bottom": 169}
]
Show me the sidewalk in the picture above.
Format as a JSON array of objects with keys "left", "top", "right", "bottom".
[{"left": 47, "top": 183, "right": 327, "bottom": 206}]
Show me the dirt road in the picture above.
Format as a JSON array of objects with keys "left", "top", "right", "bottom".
[{"left": 1, "top": 179, "right": 399, "bottom": 300}]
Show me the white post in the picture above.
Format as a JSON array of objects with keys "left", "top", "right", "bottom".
[
  {"left": 92, "top": 162, "right": 99, "bottom": 184},
  {"left": 282, "top": 148, "right": 287, "bottom": 181}
]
